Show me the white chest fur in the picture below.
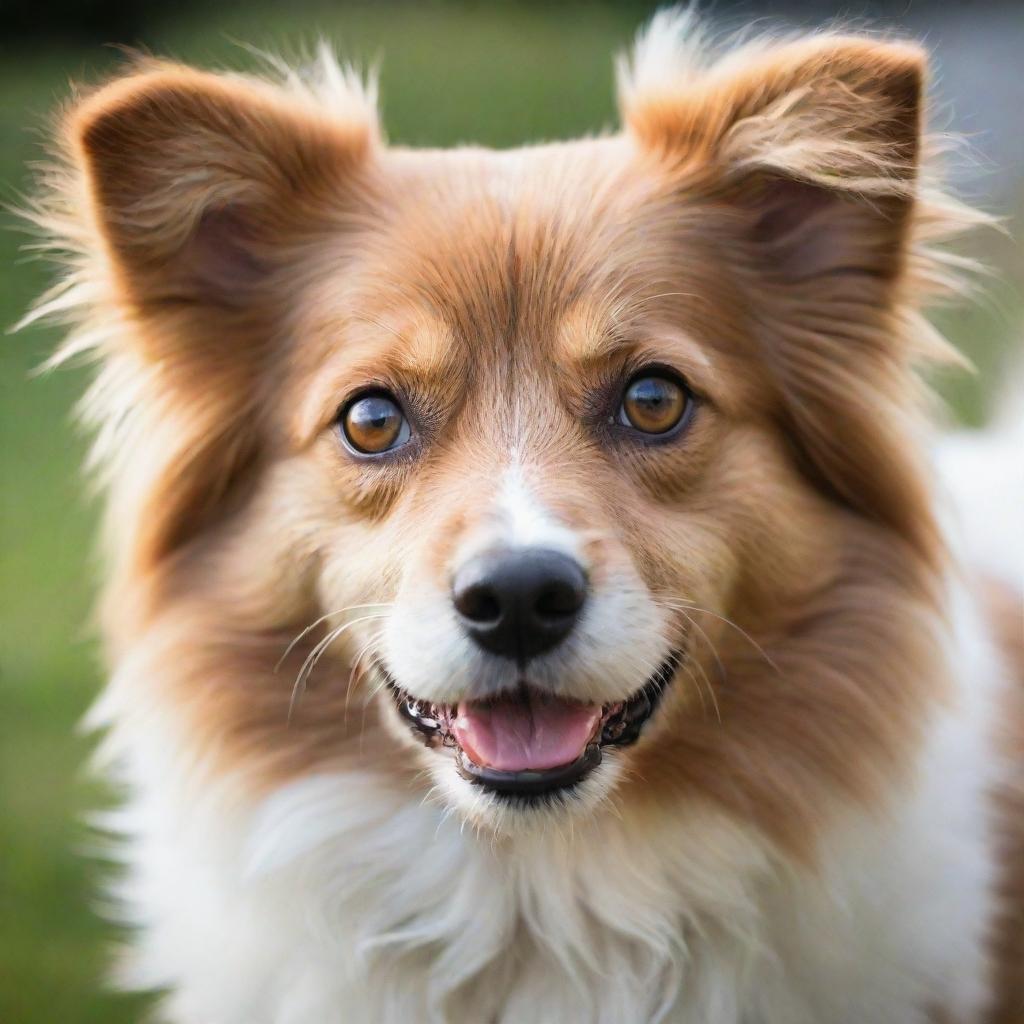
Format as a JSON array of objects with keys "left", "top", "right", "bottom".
[{"left": 99, "top": 590, "right": 1001, "bottom": 1024}]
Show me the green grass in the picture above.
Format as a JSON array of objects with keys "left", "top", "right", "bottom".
[{"left": 0, "top": 3, "right": 1017, "bottom": 1020}]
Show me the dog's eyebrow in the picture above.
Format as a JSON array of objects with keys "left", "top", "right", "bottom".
[
  {"left": 558, "top": 299, "right": 710, "bottom": 365},
  {"left": 557, "top": 304, "right": 722, "bottom": 399},
  {"left": 290, "top": 313, "right": 462, "bottom": 448},
  {"left": 556, "top": 301, "right": 625, "bottom": 366},
  {"left": 349, "top": 311, "right": 415, "bottom": 349},
  {"left": 348, "top": 310, "right": 459, "bottom": 379}
]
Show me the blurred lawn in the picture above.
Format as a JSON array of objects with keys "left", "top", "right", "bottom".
[{"left": 0, "top": 2, "right": 1018, "bottom": 1022}]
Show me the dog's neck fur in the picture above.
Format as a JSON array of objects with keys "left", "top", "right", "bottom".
[{"left": 90, "top": 537, "right": 1002, "bottom": 1024}]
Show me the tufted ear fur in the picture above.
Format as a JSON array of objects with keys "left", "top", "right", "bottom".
[
  {"left": 48, "top": 58, "right": 379, "bottom": 568},
  {"left": 619, "top": 23, "right": 925, "bottom": 283},
  {"left": 70, "top": 61, "right": 377, "bottom": 314},
  {"left": 619, "top": 19, "right": 952, "bottom": 561}
]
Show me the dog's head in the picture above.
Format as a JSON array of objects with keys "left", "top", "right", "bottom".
[{"left": 42, "top": 15, "right": 967, "bottom": 837}]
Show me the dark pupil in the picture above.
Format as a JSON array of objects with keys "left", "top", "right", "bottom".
[
  {"left": 362, "top": 400, "right": 391, "bottom": 430},
  {"left": 355, "top": 397, "right": 395, "bottom": 431},
  {"left": 632, "top": 378, "right": 669, "bottom": 411}
]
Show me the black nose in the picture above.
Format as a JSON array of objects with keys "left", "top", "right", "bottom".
[{"left": 452, "top": 548, "right": 587, "bottom": 662}]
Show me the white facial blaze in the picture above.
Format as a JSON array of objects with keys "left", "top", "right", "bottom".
[
  {"left": 453, "top": 458, "right": 584, "bottom": 567},
  {"left": 383, "top": 453, "right": 672, "bottom": 729},
  {"left": 498, "top": 461, "right": 577, "bottom": 549}
]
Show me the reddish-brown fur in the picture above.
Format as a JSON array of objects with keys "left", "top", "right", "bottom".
[
  {"left": 983, "top": 579, "right": 1024, "bottom": 1023},
  {"left": 24, "top": 29, "right": 1022, "bottom": 1017}
]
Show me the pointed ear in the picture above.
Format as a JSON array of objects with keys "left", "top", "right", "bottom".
[
  {"left": 59, "top": 60, "right": 378, "bottom": 566},
  {"left": 620, "top": 31, "right": 925, "bottom": 282},
  {"left": 69, "top": 60, "right": 377, "bottom": 311},
  {"left": 620, "top": 27, "right": 953, "bottom": 558}
]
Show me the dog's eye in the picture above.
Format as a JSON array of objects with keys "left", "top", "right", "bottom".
[
  {"left": 618, "top": 373, "right": 690, "bottom": 436},
  {"left": 340, "top": 391, "right": 410, "bottom": 455}
]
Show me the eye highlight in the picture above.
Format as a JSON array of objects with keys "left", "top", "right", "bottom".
[
  {"left": 618, "top": 372, "right": 690, "bottom": 437},
  {"left": 339, "top": 391, "right": 410, "bottom": 455}
]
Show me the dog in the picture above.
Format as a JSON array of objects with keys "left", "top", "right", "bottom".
[{"left": 23, "top": 9, "right": 1023, "bottom": 1022}]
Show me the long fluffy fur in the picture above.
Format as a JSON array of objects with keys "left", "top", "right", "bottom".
[{"left": 21, "top": 10, "right": 1023, "bottom": 1023}]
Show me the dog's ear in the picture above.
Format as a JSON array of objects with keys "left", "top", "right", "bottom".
[
  {"left": 69, "top": 61, "right": 376, "bottom": 316},
  {"left": 620, "top": 30, "right": 952, "bottom": 559},
  {"left": 620, "top": 32, "right": 925, "bottom": 284},
  {"left": 60, "top": 62, "right": 378, "bottom": 567}
]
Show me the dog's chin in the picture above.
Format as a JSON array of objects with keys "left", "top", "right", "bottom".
[{"left": 378, "top": 651, "right": 681, "bottom": 831}]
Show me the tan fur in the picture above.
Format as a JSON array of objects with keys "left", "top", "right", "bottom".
[
  {"left": 983, "top": 579, "right": 1024, "bottom": 1023},
  {"left": 22, "top": 22, "right": 1019, "bottom": 1017}
]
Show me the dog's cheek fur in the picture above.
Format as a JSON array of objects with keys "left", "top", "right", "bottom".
[
  {"left": 602, "top": 407, "right": 935, "bottom": 856},
  {"left": 93, "top": 461, "right": 386, "bottom": 786},
  {"left": 25, "top": 16, "right": 1023, "bottom": 1019}
]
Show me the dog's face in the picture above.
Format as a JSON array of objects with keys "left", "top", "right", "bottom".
[
  {"left": 280, "top": 145, "right": 831, "bottom": 825},
  {"left": 59, "top": 29, "right": 943, "bottom": 836}
]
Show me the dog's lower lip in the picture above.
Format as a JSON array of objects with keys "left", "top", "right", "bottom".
[
  {"left": 384, "top": 650, "right": 681, "bottom": 799},
  {"left": 455, "top": 744, "right": 603, "bottom": 796}
]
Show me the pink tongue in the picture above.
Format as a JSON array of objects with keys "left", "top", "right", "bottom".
[{"left": 452, "top": 691, "right": 602, "bottom": 772}]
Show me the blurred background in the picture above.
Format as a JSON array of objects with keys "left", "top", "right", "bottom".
[{"left": 0, "top": 1, "right": 1020, "bottom": 1020}]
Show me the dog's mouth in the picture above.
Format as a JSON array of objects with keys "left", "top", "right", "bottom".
[{"left": 385, "top": 651, "right": 680, "bottom": 800}]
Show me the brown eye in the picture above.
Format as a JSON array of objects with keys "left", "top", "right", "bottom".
[
  {"left": 340, "top": 392, "right": 410, "bottom": 455},
  {"left": 618, "top": 373, "right": 689, "bottom": 436}
]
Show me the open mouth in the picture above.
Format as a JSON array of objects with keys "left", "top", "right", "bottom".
[{"left": 385, "top": 651, "right": 681, "bottom": 800}]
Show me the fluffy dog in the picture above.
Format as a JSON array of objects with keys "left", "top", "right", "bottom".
[{"left": 24, "top": 9, "right": 1023, "bottom": 1022}]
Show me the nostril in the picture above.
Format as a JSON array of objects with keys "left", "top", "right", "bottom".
[
  {"left": 454, "top": 582, "right": 502, "bottom": 625},
  {"left": 535, "top": 580, "right": 584, "bottom": 620}
]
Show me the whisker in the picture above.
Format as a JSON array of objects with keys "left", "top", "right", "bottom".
[
  {"left": 275, "top": 603, "right": 393, "bottom": 672},
  {"left": 657, "top": 597, "right": 780, "bottom": 674},
  {"left": 364, "top": 667, "right": 397, "bottom": 703},
  {"left": 344, "top": 634, "right": 382, "bottom": 726},
  {"left": 358, "top": 657, "right": 397, "bottom": 755},
  {"left": 682, "top": 657, "right": 721, "bottom": 724},
  {"left": 287, "top": 613, "right": 389, "bottom": 723},
  {"left": 679, "top": 658, "right": 708, "bottom": 718},
  {"left": 676, "top": 607, "right": 726, "bottom": 683}
]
